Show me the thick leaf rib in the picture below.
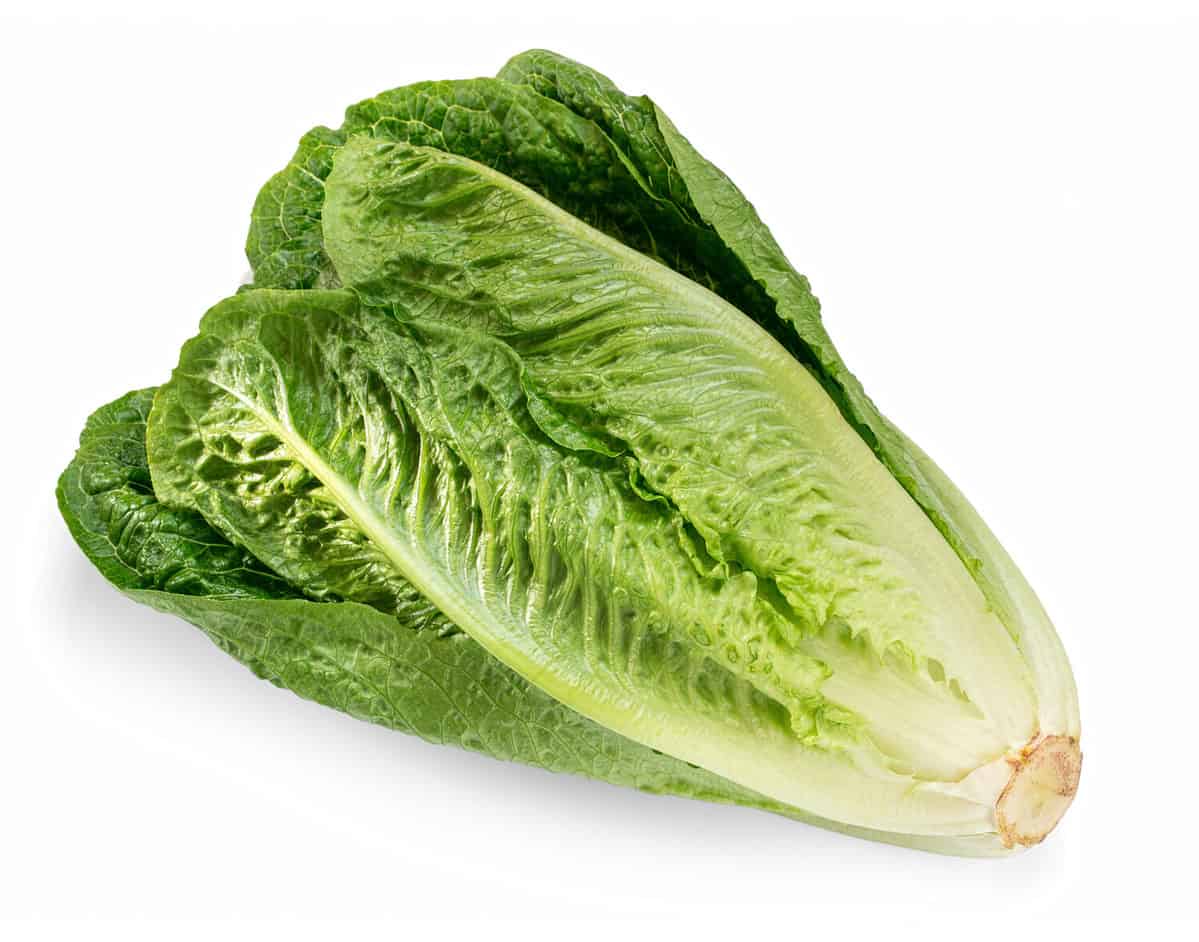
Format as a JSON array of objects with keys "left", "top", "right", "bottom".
[{"left": 59, "top": 389, "right": 825, "bottom": 811}]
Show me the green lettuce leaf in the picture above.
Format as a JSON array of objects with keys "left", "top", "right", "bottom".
[
  {"left": 62, "top": 388, "right": 1008, "bottom": 855},
  {"left": 55, "top": 390, "right": 795, "bottom": 813},
  {"left": 146, "top": 238, "right": 1038, "bottom": 845}
]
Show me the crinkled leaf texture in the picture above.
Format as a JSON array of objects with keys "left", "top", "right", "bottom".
[
  {"left": 247, "top": 49, "right": 1077, "bottom": 741},
  {"left": 59, "top": 389, "right": 1002, "bottom": 855}
]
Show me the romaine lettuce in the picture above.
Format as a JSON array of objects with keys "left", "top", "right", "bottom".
[{"left": 58, "top": 50, "right": 1080, "bottom": 855}]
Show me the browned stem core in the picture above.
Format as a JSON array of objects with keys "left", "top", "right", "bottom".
[{"left": 995, "top": 734, "right": 1082, "bottom": 848}]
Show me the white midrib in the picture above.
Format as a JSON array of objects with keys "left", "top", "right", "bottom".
[
  {"left": 414, "top": 144, "right": 807, "bottom": 387},
  {"left": 206, "top": 377, "right": 1000, "bottom": 839},
  {"left": 207, "top": 375, "right": 528, "bottom": 676}
]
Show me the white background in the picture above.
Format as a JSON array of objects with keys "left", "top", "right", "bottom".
[{"left": 3, "top": 0, "right": 1196, "bottom": 935}]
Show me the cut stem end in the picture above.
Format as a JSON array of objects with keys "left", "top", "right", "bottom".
[{"left": 995, "top": 734, "right": 1081, "bottom": 848}]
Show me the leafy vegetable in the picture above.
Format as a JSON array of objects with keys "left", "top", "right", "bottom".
[{"left": 58, "top": 50, "right": 1080, "bottom": 856}]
